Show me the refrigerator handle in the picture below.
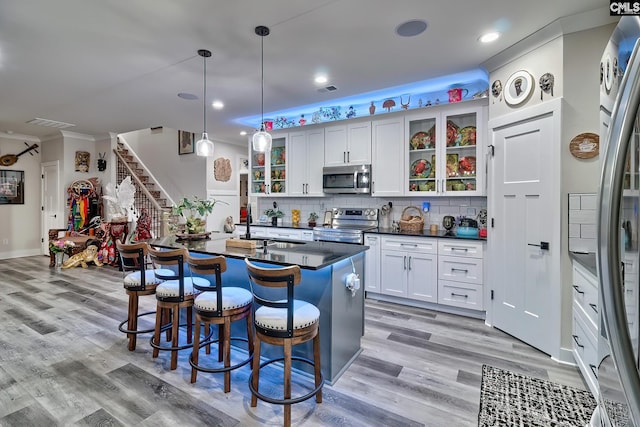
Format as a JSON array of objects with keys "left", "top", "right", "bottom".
[{"left": 598, "top": 36, "right": 640, "bottom": 423}]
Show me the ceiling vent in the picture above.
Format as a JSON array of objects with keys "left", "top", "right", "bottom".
[
  {"left": 26, "top": 117, "right": 75, "bottom": 129},
  {"left": 318, "top": 85, "right": 338, "bottom": 93}
]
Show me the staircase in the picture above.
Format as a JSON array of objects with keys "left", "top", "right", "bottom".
[{"left": 114, "top": 141, "right": 172, "bottom": 237}]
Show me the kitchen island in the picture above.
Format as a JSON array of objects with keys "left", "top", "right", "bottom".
[{"left": 148, "top": 234, "right": 367, "bottom": 384}]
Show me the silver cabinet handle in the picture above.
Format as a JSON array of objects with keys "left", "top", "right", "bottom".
[
  {"left": 598, "top": 31, "right": 640, "bottom": 419},
  {"left": 572, "top": 285, "right": 584, "bottom": 294},
  {"left": 347, "top": 151, "right": 350, "bottom": 163},
  {"left": 343, "top": 152, "right": 346, "bottom": 163},
  {"left": 403, "top": 255, "right": 406, "bottom": 270},
  {"left": 408, "top": 256, "right": 412, "bottom": 270},
  {"left": 451, "top": 247, "right": 469, "bottom": 252},
  {"left": 400, "top": 243, "right": 418, "bottom": 248},
  {"left": 589, "top": 303, "right": 598, "bottom": 314},
  {"left": 451, "top": 268, "right": 468, "bottom": 273},
  {"left": 451, "top": 292, "right": 468, "bottom": 298}
]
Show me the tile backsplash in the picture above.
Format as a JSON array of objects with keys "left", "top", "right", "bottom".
[
  {"left": 569, "top": 193, "right": 597, "bottom": 253},
  {"left": 255, "top": 196, "right": 487, "bottom": 227}
]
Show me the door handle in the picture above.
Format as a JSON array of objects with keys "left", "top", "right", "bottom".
[
  {"left": 527, "top": 241, "right": 549, "bottom": 250},
  {"left": 572, "top": 285, "right": 584, "bottom": 294},
  {"left": 589, "top": 303, "right": 598, "bottom": 314}
]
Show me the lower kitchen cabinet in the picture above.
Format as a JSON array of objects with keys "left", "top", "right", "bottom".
[
  {"left": 380, "top": 235, "right": 437, "bottom": 303},
  {"left": 571, "top": 260, "right": 599, "bottom": 398},
  {"left": 364, "top": 234, "right": 380, "bottom": 292},
  {"left": 437, "top": 240, "right": 484, "bottom": 310}
]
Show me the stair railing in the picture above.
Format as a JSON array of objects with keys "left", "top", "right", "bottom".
[{"left": 113, "top": 148, "right": 170, "bottom": 238}]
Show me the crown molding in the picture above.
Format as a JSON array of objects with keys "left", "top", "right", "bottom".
[
  {"left": 59, "top": 130, "right": 96, "bottom": 141},
  {"left": 482, "top": 6, "right": 619, "bottom": 73}
]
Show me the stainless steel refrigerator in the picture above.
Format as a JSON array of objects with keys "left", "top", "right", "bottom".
[{"left": 598, "top": 15, "right": 640, "bottom": 427}]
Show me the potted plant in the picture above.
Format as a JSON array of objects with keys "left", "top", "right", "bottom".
[
  {"left": 172, "top": 196, "right": 223, "bottom": 234},
  {"left": 308, "top": 212, "right": 319, "bottom": 227},
  {"left": 264, "top": 207, "right": 285, "bottom": 226}
]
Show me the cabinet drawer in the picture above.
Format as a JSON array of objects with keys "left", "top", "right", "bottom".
[
  {"left": 438, "top": 280, "right": 484, "bottom": 311},
  {"left": 438, "top": 255, "right": 483, "bottom": 284},
  {"left": 438, "top": 240, "right": 484, "bottom": 258},
  {"left": 572, "top": 303, "right": 598, "bottom": 393},
  {"left": 572, "top": 264, "right": 599, "bottom": 327},
  {"left": 381, "top": 236, "right": 436, "bottom": 253}
]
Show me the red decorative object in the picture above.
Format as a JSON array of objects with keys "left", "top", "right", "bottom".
[{"left": 134, "top": 209, "right": 152, "bottom": 241}]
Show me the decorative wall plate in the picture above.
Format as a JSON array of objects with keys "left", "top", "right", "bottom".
[
  {"left": 569, "top": 132, "right": 599, "bottom": 159},
  {"left": 504, "top": 70, "right": 534, "bottom": 107}
]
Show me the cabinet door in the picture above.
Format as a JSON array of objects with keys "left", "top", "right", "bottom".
[
  {"left": 407, "top": 252, "right": 437, "bottom": 302},
  {"left": 270, "top": 135, "right": 287, "bottom": 195},
  {"left": 288, "top": 131, "right": 307, "bottom": 196},
  {"left": 405, "top": 110, "right": 439, "bottom": 195},
  {"left": 441, "top": 104, "right": 486, "bottom": 196},
  {"left": 372, "top": 118, "right": 403, "bottom": 197},
  {"left": 324, "top": 125, "right": 348, "bottom": 166},
  {"left": 364, "top": 234, "right": 380, "bottom": 292},
  {"left": 347, "top": 122, "right": 372, "bottom": 164},
  {"left": 381, "top": 250, "right": 407, "bottom": 296},
  {"left": 306, "top": 128, "right": 325, "bottom": 196}
]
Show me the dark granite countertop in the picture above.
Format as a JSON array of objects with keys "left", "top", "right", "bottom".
[
  {"left": 148, "top": 234, "right": 367, "bottom": 270},
  {"left": 367, "top": 227, "right": 487, "bottom": 241},
  {"left": 570, "top": 252, "right": 597, "bottom": 276}
]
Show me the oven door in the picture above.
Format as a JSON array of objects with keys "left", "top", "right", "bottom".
[{"left": 313, "top": 227, "right": 363, "bottom": 244}]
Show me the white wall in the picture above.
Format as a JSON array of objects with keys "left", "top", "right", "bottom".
[{"left": 0, "top": 136, "right": 43, "bottom": 258}]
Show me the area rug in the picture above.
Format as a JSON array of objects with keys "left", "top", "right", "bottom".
[{"left": 478, "top": 365, "right": 597, "bottom": 426}]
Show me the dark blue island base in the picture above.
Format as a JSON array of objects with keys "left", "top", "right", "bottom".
[{"left": 148, "top": 235, "right": 367, "bottom": 384}]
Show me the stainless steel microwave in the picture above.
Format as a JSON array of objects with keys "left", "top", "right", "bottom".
[{"left": 322, "top": 165, "right": 371, "bottom": 194}]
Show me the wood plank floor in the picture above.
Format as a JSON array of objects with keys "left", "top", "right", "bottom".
[{"left": 0, "top": 255, "right": 587, "bottom": 426}]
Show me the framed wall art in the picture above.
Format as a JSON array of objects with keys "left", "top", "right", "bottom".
[
  {"left": 178, "top": 130, "right": 194, "bottom": 155},
  {"left": 0, "top": 170, "right": 24, "bottom": 205},
  {"left": 504, "top": 70, "right": 534, "bottom": 107}
]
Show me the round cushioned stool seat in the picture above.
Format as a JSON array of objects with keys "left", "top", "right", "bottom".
[
  {"left": 156, "top": 277, "right": 209, "bottom": 298},
  {"left": 123, "top": 269, "right": 174, "bottom": 288},
  {"left": 254, "top": 300, "right": 320, "bottom": 331},
  {"left": 194, "top": 287, "right": 252, "bottom": 312}
]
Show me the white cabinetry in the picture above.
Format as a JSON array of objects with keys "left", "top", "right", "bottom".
[
  {"left": 234, "top": 225, "right": 313, "bottom": 241},
  {"left": 288, "top": 128, "right": 325, "bottom": 196},
  {"left": 324, "top": 122, "right": 371, "bottom": 166},
  {"left": 404, "top": 100, "right": 487, "bottom": 196},
  {"left": 249, "top": 133, "right": 287, "bottom": 196},
  {"left": 437, "top": 240, "right": 484, "bottom": 310},
  {"left": 380, "top": 236, "right": 437, "bottom": 302},
  {"left": 372, "top": 117, "right": 404, "bottom": 197},
  {"left": 364, "top": 234, "right": 380, "bottom": 293},
  {"left": 571, "top": 261, "right": 599, "bottom": 398}
]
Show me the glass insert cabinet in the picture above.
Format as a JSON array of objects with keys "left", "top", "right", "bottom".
[
  {"left": 250, "top": 135, "right": 287, "bottom": 195},
  {"left": 405, "top": 102, "right": 486, "bottom": 196}
]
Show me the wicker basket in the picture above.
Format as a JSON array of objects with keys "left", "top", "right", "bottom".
[{"left": 399, "top": 206, "right": 424, "bottom": 232}]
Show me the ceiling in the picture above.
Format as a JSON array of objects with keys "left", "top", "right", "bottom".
[{"left": 0, "top": 0, "right": 612, "bottom": 145}]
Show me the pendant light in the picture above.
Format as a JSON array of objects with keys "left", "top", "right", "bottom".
[
  {"left": 195, "top": 49, "right": 214, "bottom": 157},
  {"left": 252, "top": 25, "right": 272, "bottom": 153}
]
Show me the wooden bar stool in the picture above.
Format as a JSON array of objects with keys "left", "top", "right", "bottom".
[
  {"left": 115, "top": 241, "right": 172, "bottom": 351},
  {"left": 147, "top": 247, "right": 208, "bottom": 370},
  {"left": 244, "top": 258, "right": 324, "bottom": 427},
  {"left": 186, "top": 254, "right": 253, "bottom": 392}
]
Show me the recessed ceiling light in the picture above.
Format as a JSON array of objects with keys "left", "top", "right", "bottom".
[
  {"left": 479, "top": 32, "right": 500, "bottom": 43},
  {"left": 314, "top": 75, "right": 328, "bottom": 84},
  {"left": 178, "top": 92, "right": 198, "bottom": 100},
  {"left": 212, "top": 100, "right": 224, "bottom": 109},
  {"left": 395, "top": 19, "right": 427, "bottom": 37},
  {"left": 240, "top": 131, "right": 247, "bottom": 136}
]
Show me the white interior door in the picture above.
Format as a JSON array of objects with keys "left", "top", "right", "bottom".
[
  {"left": 489, "top": 104, "right": 560, "bottom": 356},
  {"left": 41, "top": 161, "right": 61, "bottom": 253}
]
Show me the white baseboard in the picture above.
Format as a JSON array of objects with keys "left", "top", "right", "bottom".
[{"left": 0, "top": 249, "right": 43, "bottom": 260}]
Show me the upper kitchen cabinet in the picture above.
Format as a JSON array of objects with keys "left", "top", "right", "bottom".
[
  {"left": 288, "top": 128, "right": 325, "bottom": 197},
  {"left": 324, "top": 121, "right": 372, "bottom": 167},
  {"left": 405, "top": 99, "right": 487, "bottom": 197},
  {"left": 372, "top": 117, "right": 404, "bottom": 197},
  {"left": 249, "top": 133, "right": 288, "bottom": 196}
]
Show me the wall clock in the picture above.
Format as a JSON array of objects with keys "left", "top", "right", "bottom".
[{"left": 504, "top": 70, "right": 534, "bottom": 107}]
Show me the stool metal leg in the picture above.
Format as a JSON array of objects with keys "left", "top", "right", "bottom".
[
  {"left": 191, "top": 315, "right": 202, "bottom": 383},
  {"left": 284, "top": 338, "right": 292, "bottom": 427},
  {"left": 251, "top": 337, "right": 261, "bottom": 407},
  {"left": 171, "top": 305, "right": 180, "bottom": 370}
]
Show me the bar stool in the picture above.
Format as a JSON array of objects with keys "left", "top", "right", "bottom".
[
  {"left": 115, "top": 241, "right": 172, "bottom": 351},
  {"left": 186, "top": 254, "right": 254, "bottom": 392},
  {"left": 244, "top": 258, "right": 324, "bottom": 427},
  {"left": 147, "top": 246, "right": 207, "bottom": 370}
]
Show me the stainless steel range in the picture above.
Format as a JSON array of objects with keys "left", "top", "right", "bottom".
[{"left": 313, "top": 207, "right": 378, "bottom": 244}]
